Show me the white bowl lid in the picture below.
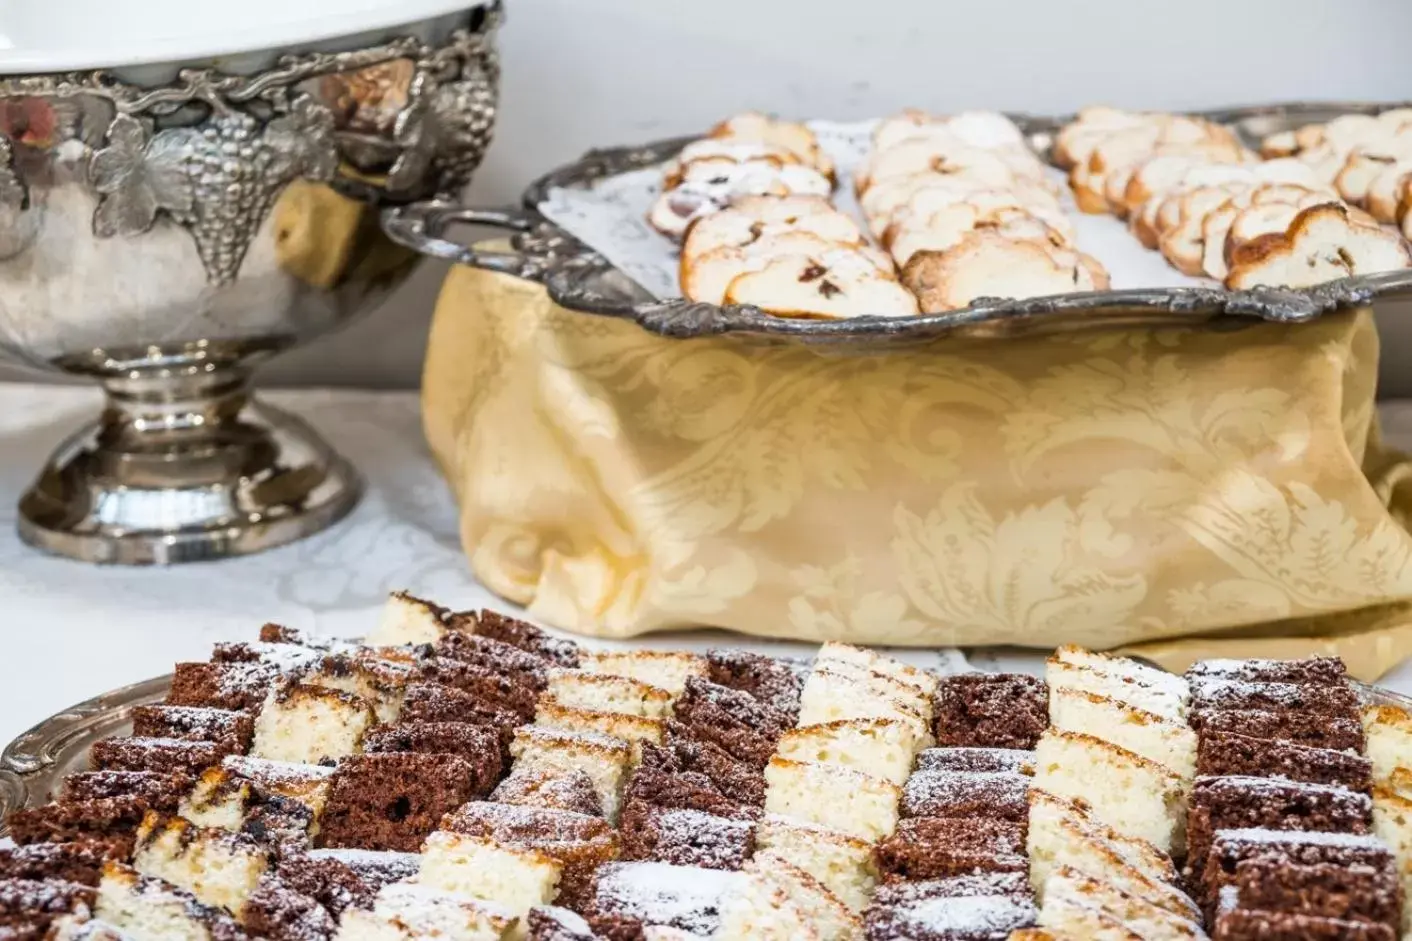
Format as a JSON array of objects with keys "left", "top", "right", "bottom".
[{"left": 0, "top": 0, "right": 484, "bottom": 74}]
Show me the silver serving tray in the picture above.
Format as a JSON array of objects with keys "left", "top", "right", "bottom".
[
  {"left": 383, "top": 101, "right": 1412, "bottom": 346},
  {"left": 5, "top": 670, "right": 1411, "bottom": 833}
]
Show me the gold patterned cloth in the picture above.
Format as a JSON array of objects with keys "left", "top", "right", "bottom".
[{"left": 422, "top": 262, "right": 1412, "bottom": 680}]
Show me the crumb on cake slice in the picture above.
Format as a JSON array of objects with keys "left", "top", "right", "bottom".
[
  {"left": 543, "top": 671, "right": 672, "bottom": 720},
  {"left": 130, "top": 813, "right": 270, "bottom": 917},
  {"left": 578, "top": 650, "right": 708, "bottom": 697},
  {"left": 775, "top": 717, "right": 924, "bottom": 786},
  {"left": 364, "top": 591, "right": 451, "bottom": 647},
  {"left": 796, "top": 669, "right": 930, "bottom": 740},
  {"left": 250, "top": 682, "right": 375, "bottom": 764},
  {"left": 1033, "top": 730, "right": 1186, "bottom": 854},
  {"left": 763, "top": 757, "right": 901, "bottom": 841},
  {"left": 754, "top": 816, "right": 878, "bottom": 912},
  {"left": 417, "top": 830, "right": 562, "bottom": 915},
  {"left": 510, "top": 727, "right": 633, "bottom": 822},
  {"left": 1049, "top": 687, "right": 1196, "bottom": 781},
  {"left": 744, "top": 851, "right": 860, "bottom": 941}
]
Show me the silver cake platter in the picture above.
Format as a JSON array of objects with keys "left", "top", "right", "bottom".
[
  {"left": 383, "top": 100, "right": 1412, "bottom": 347},
  {"left": 0, "top": 2, "right": 501, "bottom": 565},
  {"left": 4, "top": 666, "right": 1410, "bottom": 833}
]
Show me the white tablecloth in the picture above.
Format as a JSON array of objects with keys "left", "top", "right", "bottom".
[{"left": 2, "top": 382, "right": 1411, "bottom": 750}]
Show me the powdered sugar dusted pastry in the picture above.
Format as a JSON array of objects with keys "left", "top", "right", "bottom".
[
  {"left": 890, "top": 206, "right": 1069, "bottom": 267},
  {"left": 649, "top": 158, "right": 833, "bottom": 240},
  {"left": 683, "top": 232, "right": 892, "bottom": 306},
  {"left": 708, "top": 111, "right": 835, "bottom": 177},
  {"left": 1224, "top": 202, "right": 1412, "bottom": 289},
  {"left": 901, "top": 231, "right": 1109, "bottom": 313},
  {"left": 680, "top": 196, "right": 865, "bottom": 262}
]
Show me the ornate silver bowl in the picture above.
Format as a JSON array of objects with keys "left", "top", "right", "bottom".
[{"left": 0, "top": 3, "right": 500, "bottom": 564}]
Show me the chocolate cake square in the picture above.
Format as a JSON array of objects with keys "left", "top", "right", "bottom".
[
  {"left": 360, "top": 722, "right": 503, "bottom": 797},
  {"left": 1211, "top": 908, "right": 1395, "bottom": 940},
  {"left": 467, "top": 609, "right": 582, "bottom": 668},
  {"left": 4, "top": 797, "right": 149, "bottom": 850},
  {"left": 0, "top": 842, "right": 123, "bottom": 887},
  {"left": 396, "top": 683, "right": 521, "bottom": 753},
  {"left": 0, "top": 879, "right": 96, "bottom": 934},
  {"left": 932, "top": 674, "right": 1047, "bottom": 750},
  {"left": 1187, "top": 657, "right": 1348, "bottom": 686},
  {"left": 1201, "top": 829, "right": 1395, "bottom": 917},
  {"left": 1189, "top": 708, "right": 1366, "bottom": 752},
  {"left": 240, "top": 874, "right": 336, "bottom": 941},
  {"left": 875, "top": 818, "right": 1028, "bottom": 882},
  {"left": 864, "top": 893, "right": 1037, "bottom": 940},
  {"left": 913, "top": 748, "right": 1034, "bottom": 775},
  {"left": 434, "top": 631, "right": 550, "bottom": 680},
  {"left": 670, "top": 679, "right": 790, "bottom": 769},
  {"left": 1196, "top": 732, "right": 1373, "bottom": 792},
  {"left": 275, "top": 848, "right": 420, "bottom": 919},
  {"left": 869, "top": 872, "right": 1033, "bottom": 907},
  {"left": 619, "top": 801, "right": 754, "bottom": 870},
  {"left": 129, "top": 705, "right": 255, "bottom": 751},
  {"left": 652, "top": 733, "right": 766, "bottom": 809},
  {"left": 166, "top": 660, "right": 278, "bottom": 712},
  {"left": 526, "top": 906, "right": 598, "bottom": 940},
  {"left": 1222, "top": 857, "right": 1400, "bottom": 928},
  {"left": 88, "top": 736, "right": 235, "bottom": 776},
  {"left": 60, "top": 771, "right": 188, "bottom": 808},
  {"left": 705, "top": 649, "right": 804, "bottom": 721},
  {"left": 584, "top": 861, "right": 739, "bottom": 940},
  {"left": 1186, "top": 776, "right": 1372, "bottom": 883},
  {"left": 622, "top": 766, "right": 758, "bottom": 822},
  {"left": 1187, "top": 678, "right": 1359, "bottom": 719},
  {"left": 417, "top": 658, "right": 543, "bottom": 722},
  {"left": 316, "top": 752, "right": 479, "bottom": 852},
  {"left": 900, "top": 770, "right": 1029, "bottom": 822}
]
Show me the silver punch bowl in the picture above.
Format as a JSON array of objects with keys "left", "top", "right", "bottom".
[{"left": 0, "top": 2, "right": 500, "bottom": 563}]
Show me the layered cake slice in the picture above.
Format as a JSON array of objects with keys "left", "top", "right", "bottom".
[
  {"left": 672, "top": 678, "right": 793, "bottom": 768},
  {"left": 1049, "top": 688, "right": 1196, "bottom": 781},
  {"left": 166, "top": 660, "right": 280, "bottom": 713},
  {"left": 1199, "top": 829, "right": 1396, "bottom": 917},
  {"left": 128, "top": 706, "right": 255, "bottom": 752},
  {"left": 815, "top": 642, "right": 939, "bottom": 702},
  {"left": 361, "top": 722, "right": 505, "bottom": 796},
  {"left": 913, "top": 748, "right": 1034, "bottom": 775},
  {"left": 755, "top": 817, "right": 879, "bottom": 912},
  {"left": 543, "top": 671, "right": 672, "bottom": 720},
  {"left": 470, "top": 610, "right": 581, "bottom": 669},
  {"left": 533, "top": 702, "right": 665, "bottom": 748},
  {"left": 775, "top": 718, "right": 925, "bottom": 786},
  {"left": 763, "top": 757, "right": 901, "bottom": 841},
  {"left": 579, "top": 651, "right": 708, "bottom": 697},
  {"left": 1215, "top": 856, "right": 1401, "bottom": 929},
  {"left": 1186, "top": 678, "right": 1359, "bottom": 718},
  {"left": 1185, "top": 657, "right": 1348, "bottom": 686},
  {"left": 705, "top": 649, "right": 804, "bottom": 721},
  {"left": 417, "top": 830, "right": 562, "bottom": 915},
  {"left": 93, "top": 862, "right": 247, "bottom": 941},
  {"left": 250, "top": 683, "right": 376, "bottom": 764},
  {"left": 179, "top": 756, "right": 335, "bottom": 834},
  {"left": 1190, "top": 708, "right": 1365, "bottom": 752},
  {"left": 932, "top": 674, "right": 1048, "bottom": 750},
  {"left": 716, "top": 871, "right": 820, "bottom": 940},
  {"left": 510, "top": 727, "right": 633, "bottom": 822},
  {"left": 862, "top": 873, "right": 1038, "bottom": 941},
  {"left": 1045, "top": 660, "right": 1186, "bottom": 723},
  {"left": 1032, "top": 730, "right": 1186, "bottom": 853},
  {"left": 89, "top": 737, "right": 239, "bottom": 778}
]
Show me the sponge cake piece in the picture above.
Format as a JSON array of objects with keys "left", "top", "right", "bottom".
[
  {"left": 250, "top": 682, "right": 375, "bottom": 764},
  {"left": 1032, "top": 731, "right": 1186, "bottom": 853},
  {"left": 1041, "top": 867, "right": 1204, "bottom": 940},
  {"left": 744, "top": 851, "right": 861, "bottom": 941},
  {"left": 796, "top": 669, "right": 929, "bottom": 740},
  {"left": 775, "top": 718, "right": 924, "bottom": 786},
  {"left": 815, "top": 643, "right": 939, "bottom": 702},
  {"left": 417, "top": 830, "right": 562, "bottom": 915},
  {"left": 534, "top": 702, "right": 665, "bottom": 747},
  {"left": 763, "top": 757, "right": 901, "bottom": 841},
  {"left": 335, "top": 881, "right": 514, "bottom": 940},
  {"left": 716, "top": 871, "right": 821, "bottom": 940},
  {"left": 1049, "top": 688, "right": 1196, "bottom": 781},
  {"left": 1046, "top": 650, "right": 1187, "bottom": 722},
  {"left": 1363, "top": 704, "right": 1412, "bottom": 785},
  {"left": 130, "top": 814, "right": 269, "bottom": 916},
  {"left": 755, "top": 816, "right": 879, "bottom": 912},
  {"left": 179, "top": 756, "right": 335, "bottom": 833},
  {"left": 365, "top": 591, "right": 450, "bottom": 646},
  {"left": 510, "top": 726, "right": 633, "bottom": 822},
  {"left": 94, "top": 862, "right": 246, "bottom": 941},
  {"left": 543, "top": 671, "right": 672, "bottom": 720},
  {"left": 579, "top": 651, "right": 708, "bottom": 698}
]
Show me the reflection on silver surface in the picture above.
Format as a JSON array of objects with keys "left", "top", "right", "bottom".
[{"left": 0, "top": 4, "right": 500, "bottom": 564}]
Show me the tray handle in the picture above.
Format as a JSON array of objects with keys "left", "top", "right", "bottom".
[{"left": 381, "top": 199, "right": 589, "bottom": 284}]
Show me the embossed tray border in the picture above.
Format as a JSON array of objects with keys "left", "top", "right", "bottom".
[
  {"left": 4, "top": 670, "right": 1409, "bottom": 832},
  {"left": 383, "top": 100, "right": 1412, "bottom": 345}
]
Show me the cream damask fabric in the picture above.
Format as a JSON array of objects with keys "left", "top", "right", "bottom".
[{"left": 422, "top": 262, "right": 1412, "bottom": 677}]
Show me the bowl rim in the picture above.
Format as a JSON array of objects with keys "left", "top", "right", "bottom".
[{"left": 0, "top": 0, "right": 486, "bottom": 74}]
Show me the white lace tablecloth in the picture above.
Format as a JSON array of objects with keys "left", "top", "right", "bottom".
[{"left": 2, "top": 382, "right": 1411, "bottom": 750}]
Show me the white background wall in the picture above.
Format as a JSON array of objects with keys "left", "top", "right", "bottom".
[{"left": 8, "top": 0, "right": 1412, "bottom": 390}]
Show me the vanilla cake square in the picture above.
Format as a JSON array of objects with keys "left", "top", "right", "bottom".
[
  {"left": 336, "top": 882, "right": 514, "bottom": 941},
  {"left": 250, "top": 682, "right": 375, "bottom": 764},
  {"left": 763, "top": 757, "right": 900, "bottom": 841},
  {"left": 775, "top": 718, "right": 924, "bottom": 786},
  {"left": 131, "top": 814, "right": 270, "bottom": 917},
  {"left": 179, "top": 756, "right": 335, "bottom": 833},
  {"left": 744, "top": 851, "right": 860, "bottom": 941},
  {"left": 510, "top": 726, "right": 632, "bottom": 822},
  {"left": 417, "top": 830, "right": 561, "bottom": 916},
  {"left": 364, "top": 591, "right": 450, "bottom": 646},
  {"left": 533, "top": 701, "right": 665, "bottom": 747},
  {"left": 796, "top": 669, "right": 929, "bottom": 741},
  {"left": 810, "top": 658, "right": 934, "bottom": 721},
  {"left": 1049, "top": 687, "right": 1196, "bottom": 781},
  {"left": 1364, "top": 704, "right": 1412, "bottom": 785},
  {"left": 579, "top": 650, "right": 708, "bottom": 697},
  {"left": 94, "top": 862, "right": 246, "bottom": 941},
  {"left": 1046, "top": 655, "right": 1187, "bottom": 722},
  {"left": 716, "top": 871, "right": 820, "bottom": 941},
  {"left": 815, "top": 642, "right": 939, "bottom": 700},
  {"left": 1042, "top": 867, "right": 1204, "bottom": 940},
  {"left": 755, "top": 816, "right": 878, "bottom": 912},
  {"left": 1032, "top": 730, "right": 1186, "bottom": 853},
  {"left": 543, "top": 671, "right": 672, "bottom": 720}
]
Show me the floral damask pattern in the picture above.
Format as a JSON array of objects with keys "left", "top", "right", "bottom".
[{"left": 423, "top": 266, "right": 1412, "bottom": 650}]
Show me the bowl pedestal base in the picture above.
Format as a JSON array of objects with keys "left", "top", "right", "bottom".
[{"left": 16, "top": 369, "right": 362, "bottom": 565}]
